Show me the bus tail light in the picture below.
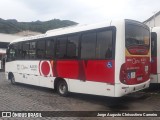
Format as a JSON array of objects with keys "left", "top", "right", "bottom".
[{"left": 120, "top": 63, "right": 126, "bottom": 84}]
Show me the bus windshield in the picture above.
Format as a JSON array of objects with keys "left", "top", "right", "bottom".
[{"left": 125, "top": 24, "right": 150, "bottom": 55}]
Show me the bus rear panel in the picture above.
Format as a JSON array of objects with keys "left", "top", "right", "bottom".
[{"left": 115, "top": 20, "right": 150, "bottom": 97}]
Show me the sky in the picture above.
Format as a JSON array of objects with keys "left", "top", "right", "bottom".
[{"left": 0, "top": 0, "right": 159, "bottom": 24}]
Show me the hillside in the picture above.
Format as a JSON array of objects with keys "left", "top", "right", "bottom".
[{"left": 0, "top": 18, "right": 77, "bottom": 34}]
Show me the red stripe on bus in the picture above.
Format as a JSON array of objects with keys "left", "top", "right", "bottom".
[{"left": 56, "top": 60, "right": 115, "bottom": 84}]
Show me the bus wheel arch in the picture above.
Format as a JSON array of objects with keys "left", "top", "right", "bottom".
[
  {"left": 54, "top": 77, "right": 69, "bottom": 97},
  {"left": 8, "top": 72, "right": 16, "bottom": 84}
]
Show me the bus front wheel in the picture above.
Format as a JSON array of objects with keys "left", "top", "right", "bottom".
[{"left": 57, "top": 80, "right": 68, "bottom": 97}]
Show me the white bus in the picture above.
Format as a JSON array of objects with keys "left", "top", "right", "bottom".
[
  {"left": 150, "top": 27, "right": 160, "bottom": 83},
  {"left": 5, "top": 19, "right": 150, "bottom": 97}
]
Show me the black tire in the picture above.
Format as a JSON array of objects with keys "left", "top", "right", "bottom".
[
  {"left": 57, "top": 80, "right": 68, "bottom": 97},
  {"left": 10, "top": 74, "right": 16, "bottom": 85}
]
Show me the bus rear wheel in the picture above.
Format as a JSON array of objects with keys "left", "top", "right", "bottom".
[{"left": 57, "top": 80, "right": 68, "bottom": 97}]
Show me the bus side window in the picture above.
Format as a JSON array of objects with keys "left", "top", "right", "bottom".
[
  {"left": 16, "top": 43, "right": 23, "bottom": 59},
  {"left": 81, "top": 32, "right": 96, "bottom": 59},
  {"left": 46, "top": 39, "right": 54, "bottom": 59},
  {"left": 96, "top": 30, "right": 113, "bottom": 59},
  {"left": 29, "top": 41, "right": 36, "bottom": 59},
  {"left": 67, "top": 35, "right": 79, "bottom": 59},
  {"left": 56, "top": 37, "right": 67, "bottom": 59},
  {"left": 37, "top": 40, "right": 46, "bottom": 59},
  {"left": 22, "top": 42, "right": 30, "bottom": 59}
]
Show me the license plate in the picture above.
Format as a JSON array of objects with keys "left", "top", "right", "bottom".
[{"left": 137, "top": 77, "right": 142, "bottom": 81}]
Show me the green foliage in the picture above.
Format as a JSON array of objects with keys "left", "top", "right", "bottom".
[{"left": 0, "top": 18, "right": 77, "bottom": 34}]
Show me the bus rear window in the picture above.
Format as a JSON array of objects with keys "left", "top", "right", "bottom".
[{"left": 125, "top": 24, "right": 150, "bottom": 55}]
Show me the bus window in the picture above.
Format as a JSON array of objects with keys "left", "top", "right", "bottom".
[
  {"left": 46, "top": 39, "right": 54, "bottom": 59},
  {"left": 22, "top": 42, "right": 30, "bottom": 59},
  {"left": 37, "top": 40, "right": 46, "bottom": 59},
  {"left": 67, "top": 35, "right": 79, "bottom": 59},
  {"left": 29, "top": 41, "right": 36, "bottom": 59},
  {"left": 81, "top": 32, "right": 96, "bottom": 59},
  {"left": 96, "top": 30, "right": 113, "bottom": 59},
  {"left": 16, "top": 43, "right": 23, "bottom": 59},
  {"left": 56, "top": 37, "right": 67, "bottom": 59}
]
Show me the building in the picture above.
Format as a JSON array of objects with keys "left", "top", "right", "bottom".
[{"left": 144, "top": 11, "right": 160, "bottom": 27}]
